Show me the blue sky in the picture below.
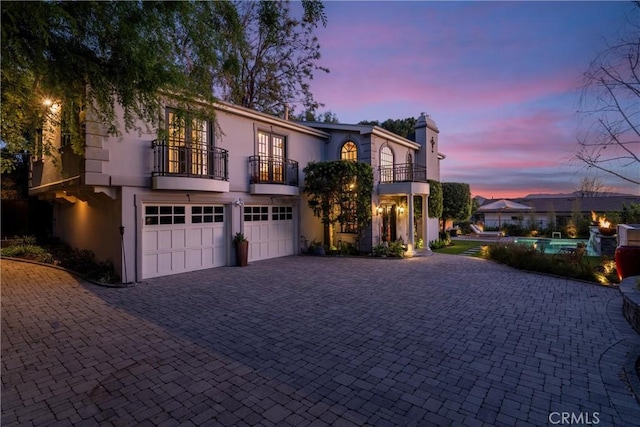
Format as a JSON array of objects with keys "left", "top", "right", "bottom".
[{"left": 307, "top": 1, "right": 639, "bottom": 198}]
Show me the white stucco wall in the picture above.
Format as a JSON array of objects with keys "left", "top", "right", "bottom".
[{"left": 54, "top": 193, "right": 122, "bottom": 277}]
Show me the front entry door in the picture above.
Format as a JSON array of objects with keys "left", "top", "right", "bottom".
[{"left": 381, "top": 205, "right": 397, "bottom": 242}]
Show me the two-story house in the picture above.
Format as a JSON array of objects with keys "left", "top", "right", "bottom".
[
  {"left": 29, "top": 100, "right": 443, "bottom": 282},
  {"left": 304, "top": 113, "right": 442, "bottom": 255}
]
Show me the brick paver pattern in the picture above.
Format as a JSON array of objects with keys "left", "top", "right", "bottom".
[{"left": 2, "top": 255, "right": 639, "bottom": 426}]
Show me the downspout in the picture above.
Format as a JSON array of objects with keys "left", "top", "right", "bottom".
[{"left": 133, "top": 194, "right": 139, "bottom": 283}]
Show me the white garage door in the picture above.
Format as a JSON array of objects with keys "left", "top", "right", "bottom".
[
  {"left": 143, "top": 204, "right": 226, "bottom": 279},
  {"left": 243, "top": 205, "right": 294, "bottom": 262}
]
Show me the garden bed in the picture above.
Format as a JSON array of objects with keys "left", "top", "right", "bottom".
[{"left": 1, "top": 236, "right": 120, "bottom": 284}]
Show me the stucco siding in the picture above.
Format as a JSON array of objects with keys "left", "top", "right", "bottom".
[{"left": 54, "top": 194, "right": 122, "bottom": 277}]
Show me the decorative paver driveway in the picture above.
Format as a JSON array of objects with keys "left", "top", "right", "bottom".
[{"left": 2, "top": 255, "right": 639, "bottom": 426}]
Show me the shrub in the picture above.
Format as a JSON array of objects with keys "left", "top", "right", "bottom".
[
  {"left": 455, "top": 221, "right": 472, "bottom": 235},
  {"left": 372, "top": 243, "right": 388, "bottom": 257},
  {"left": 1, "top": 244, "right": 54, "bottom": 263},
  {"left": 502, "top": 223, "right": 527, "bottom": 237},
  {"left": 482, "top": 242, "right": 615, "bottom": 284},
  {"left": 339, "top": 242, "right": 359, "bottom": 256},
  {"left": 1, "top": 237, "right": 120, "bottom": 284},
  {"left": 438, "top": 231, "right": 451, "bottom": 244},
  {"left": 387, "top": 241, "right": 405, "bottom": 257},
  {"left": 429, "top": 239, "right": 449, "bottom": 250},
  {"left": 371, "top": 241, "right": 406, "bottom": 258}
]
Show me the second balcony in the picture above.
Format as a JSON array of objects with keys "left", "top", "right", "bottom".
[
  {"left": 249, "top": 155, "right": 299, "bottom": 196},
  {"left": 378, "top": 163, "right": 429, "bottom": 196}
]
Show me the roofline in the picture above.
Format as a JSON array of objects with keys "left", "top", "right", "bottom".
[
  {"left": 300, "top": 122, "right": 421, "bottom": 150},
  {"left": 159, "top": 92, "right": 331, "bottom": 139},
  {"left": 214, "top": 101, "right": 330, "bottom": 139}
]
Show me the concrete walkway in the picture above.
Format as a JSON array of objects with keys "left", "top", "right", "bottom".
[{"left": 2, "top": 255, "right": 639, "bottom": 426}]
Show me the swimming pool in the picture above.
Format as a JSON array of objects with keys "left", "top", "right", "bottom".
[{"left": 512, "top": 237, "right": 597, "bottom": 256}]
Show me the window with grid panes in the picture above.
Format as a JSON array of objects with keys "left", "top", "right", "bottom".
[
  {"left": 257, "top": 131, "right": 285, "bottom": 182},
  {"left": 167, "top": 110, "right": 211, "bottom": 176},
  {"left": 244, "top": 206, "right": 269, "bottom": 221},
  {"left": 191, "top": 206, "right": 224, "bottom": 224},
  {"left": 145, "top": 206, "right": 186, "bottom": 225},
  {"left": 341, "top": 141, "right": 358, "bottom": 161},
  {"left": 272, "top": 206, "right": 293, "bottom": 220}
]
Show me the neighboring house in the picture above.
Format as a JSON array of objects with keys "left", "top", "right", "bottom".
[
  {"left": 476, "top": 194, "right": 640, "bottom": 229},
  {"left": 29, "top": 100, "right": 443, "bottom": 281}
]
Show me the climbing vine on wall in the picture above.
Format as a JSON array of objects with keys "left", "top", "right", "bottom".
[
  {"left": 303, "top": 160, "right": 374, "bottom": 241},
  {"left": 428, "top": 179, "right": 443, "bottom": 218}
]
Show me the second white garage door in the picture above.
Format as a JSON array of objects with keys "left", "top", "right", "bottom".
[{"left": 243, "top": 205, "right": 294, "bottom": 262}]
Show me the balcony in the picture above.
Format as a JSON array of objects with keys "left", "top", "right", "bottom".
[
  {"left": 151, "top": 139, "right": 229, "bottom": 192},
  {"left": 249, "top": 155, "right": 299, "bottom": 196},
  {"left": 378, "top": 163, "right": 430, "bottom": 195}
]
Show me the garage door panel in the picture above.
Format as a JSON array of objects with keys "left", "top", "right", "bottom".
[
  {"left": 158, "top": 230, "right": 173, "bottom": 250},
  {"left": 188, "top": 248, "right": 204, "bottom": 269},
  {"left": 143, "top": 231, "right": 158, "bottom": 251},
  {"left": 158, "top": 252, "right": 173, "bottom": 274},
  {"left": 213, "top": 247, "right": 225, "bottom": 265},
  {"left": 213, "top": 227, "right": 225, "bottom": 245},
  {"left": 188, "top": 228, "right": 203, "bottom": 247},
  {"left": 172, "top": 229, "right": 186, "bottom": 248},
  {"left": 171, "top": 250, "right": 186, "bottom": 271},
  {"left": 143, "top": 253, "right": 158, "bottom": 277}
]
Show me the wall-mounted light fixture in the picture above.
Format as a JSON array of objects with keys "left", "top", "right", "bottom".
[
  {"left": 398, "top": 206, "right": 405, "bottom": 215},
  {"left": 234, "top": 198, "right": 244, "bottom": 207},
  {"left": 430, "top": 137, "right": 435, "bottom": 153},
  {"left": 376, "top": 205, "right": 383, "bottom": 216}
]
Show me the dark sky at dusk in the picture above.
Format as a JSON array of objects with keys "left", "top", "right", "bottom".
[{"left": 307, "top": 1, "right": 639, "bottom": 198}]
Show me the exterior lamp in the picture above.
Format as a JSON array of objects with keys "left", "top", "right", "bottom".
[
  {"left": 430, "top": 137, "right": 435, "bottom": 153},
  {"left": 398, "top": 206, "right": 405, "bottom": 215},
  {"left": 376, "top": 206, "right": 383, "bottom": 216}
]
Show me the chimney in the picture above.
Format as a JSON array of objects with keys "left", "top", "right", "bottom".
[{"left": 284, "top": 105, "right": 289, "bottom": 121}]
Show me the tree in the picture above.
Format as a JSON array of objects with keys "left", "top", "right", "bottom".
[
  {"left": 0, "top": 151, "right": 28, "bottom": 199},
  {"left": 1, "top": 1, "right": 328, "bottom": 171},
  {"left": 294, "top": 109, "right": 339, "bottom": 123},
  {"left": 578, "top": 176, "right": 611, "bottom": 197},
  {"left": 358, "top": 117, "right": 418, "bottom": 139},
  {"left": 303, "top": 161, "right": 374, "bottom": 246},
  {"left": 441, "top": 183, "right": 471, "bottom": 232},
  {"left": 215, "top": 0, "right": 328, "bottom": 117},
  {"left": 1, "top": 1, "right": 242, "bottom": 172},
  {"left": 427, "top": 180, "right": 443, "bottom": 219},
  {"left": 576, "top": 4, "right": 640, "bottom": 185}
]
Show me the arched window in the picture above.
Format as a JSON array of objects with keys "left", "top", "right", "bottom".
[
  {"left": 380, "top": 146, "right": 394, "bottom": 167},
  {"left": 341, "top": 141, "right": 358, "bottom": 161},
  {"left": 380, "top": 146, "right": 394, "bottom": 183}
]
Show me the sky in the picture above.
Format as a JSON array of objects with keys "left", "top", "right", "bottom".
[{"left": 307, "top": 1, "right": 640, "bottom": 199}]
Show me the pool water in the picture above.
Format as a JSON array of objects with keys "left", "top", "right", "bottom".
[{"left": 512, "top": 238, "right": 597, "bottom": 257}]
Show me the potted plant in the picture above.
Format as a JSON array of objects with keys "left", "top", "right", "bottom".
[{"left": 233, "top": 232, "right": 249, "bottom": 267}]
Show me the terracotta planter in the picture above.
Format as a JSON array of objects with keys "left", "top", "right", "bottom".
[
  {"left": 615, "top": 246, "right": 640, "bottom": 280},
  {"left": 235, "top": 241, "right": 249, "bottom": 267}
]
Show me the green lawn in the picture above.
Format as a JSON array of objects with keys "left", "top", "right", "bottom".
[{"left": 432, "top": 239, "right": 485, "bottom": 256}]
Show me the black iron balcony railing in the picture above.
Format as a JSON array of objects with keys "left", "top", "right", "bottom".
[
  {"left": 152, "top": 139, "right": 228, "bottom": 180},
  {"left": 379, "top": 163, "right": 427, "bottom": 183},
  {"left": 249, "top": 155, "right": 299, "bottom": 186}
]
